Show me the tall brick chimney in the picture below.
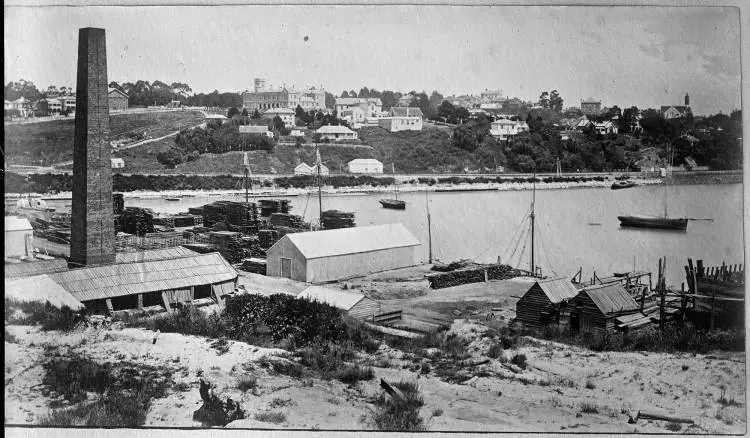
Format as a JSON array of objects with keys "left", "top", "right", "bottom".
[{"left": 70, "top": 28, "right": 115, "bottom": 266}]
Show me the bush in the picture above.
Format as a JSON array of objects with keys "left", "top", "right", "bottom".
[
  {"left": 579, "top": 402, "right": 599, "bottom": 413},
  {"left": 487, "top": 342, "right": 503, "bottom": 358},
  {"left": 254, "top": 411, "right": 286, "bottom": 424},
  {"left": 5, "top": 299, "right": 81, "bottom": 331},
  {"left": 43, "top": 355, "right": 113, "bottom": 402},
  {"left": 371, "top": 380, "right": 426, "bottom": 431},
  {"left": 335, "top": 365, "right": 374, "bottom": 384},
  {"left": 510, "top": 353, "right": 527, "bottom": 369},
  {"left": 237, "top": 375, "right": 257, "bottom": 392},
  {"left": 148, "top": 306, "right": 227, "bottom": 339}
]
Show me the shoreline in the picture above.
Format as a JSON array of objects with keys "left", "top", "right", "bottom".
[{"left": 5, "top": 178, "right": 668, "bottom": 200}]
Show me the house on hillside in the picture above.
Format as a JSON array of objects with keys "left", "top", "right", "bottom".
[
  {"left": 580, "top": 99, "right": 602, "bottom": 116},
  {"left": 661, "top": 105, "right": 691, "bottom": 120},
  {"left": 515, "top": 121, "right": 530, "bottom": 133},
  {"left": 594, "top": 121, "right": 618, "bottom": 135},
  {"left": 263, "top": 107, "right": 295, "bottom": 128},
  {"left": 294, "top": 162, "right": 329, "bottom": 175},
  {"left": 489, "top": 119, "right": 519, "bottom": 140},
  {"left": 239, "top": 124, "right": 273, "bottom": 138},
  {"left": 266, "top": 223, "right": 420, "bottom": 283},
  {"left": 347, "top": 158, "right": 383, "bottom": 174},
  {"left": 335, "top": 98, "right": 382, "bottom": 125},
  {"left": 516, "top": 277, "right": 580, "bottom": 328},
  {"left": 316, "top": 125, "right": 358, "bottom": 141},
  {"left": 111, "top": 158, "right": 125, "bottom": 169},
  {"left": 297, "top": 285, "right": 381, "bottom": 319},
  {"left": 108, "top": 88, "right": 129, "bottom": 111},
  {"left": 378, "top": 107, "right": 423, "bottom": 132},
  {"left": 564, "top": 283, "right": 640, "bottom": 336}
]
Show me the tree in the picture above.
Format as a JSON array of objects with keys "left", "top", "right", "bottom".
[
  {"left": 4, "top": 79, "right": 42, "bottom": 101},
  {"left": 227, "top": 107, "right": 240, "bottom": 118},
  {"left": 252, "top": 109, "right": 261, "bottom": 119},
  {"left": 549, "top": 90, "right": 563, "bottom": 112},
  {"left": 453, "top": 124, "right": 479, "bottom": 152},
  {"left": 272, "top": 116, "right": 290, "bottom": 135},
  {"left": 539, "top": 91, "right": 550, "bottom": 109},
  {"left": 621, "top": 106, "right": 639, "bottom": 134},
  {"left": 341, "top": 91, "right": 349, "bottom": 98},
  {"left": 429, "top": 91, "right": 445, "bottom": 115},
  {"left": 241, "top": 108, "right": 249, "bottom": 117},
  {"left": 358, "top": 87, "right": 370, "bottom": 98},
  {"left": 324, "top": 92, "right": 336, "bottom": 109},
  {"left": 157, "top": 148, "right": 184, "bottom": 168},
  {"left": 437, "top": 100, "right": 456, "bottom": 122}
]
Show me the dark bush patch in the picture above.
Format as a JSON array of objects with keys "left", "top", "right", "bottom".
[
  {"left": 511, "top": 353, "right": 527, "bottom": 369},
  {"left": 371, "top": 380, "right": 426, "bottom": 431},
  {"left": 5, "top": 299, "right": 81, "bottom": 331}
]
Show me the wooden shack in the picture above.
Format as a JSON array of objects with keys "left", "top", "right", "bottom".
[
  {"left": 297, "top": 285, "right": 381, "bottom": 319},
  {"left": 515, "top": 277, "right": 579, "bottom": 328},
  {"left": 566, "top": 283, "right": 640, "bottom": 336}
]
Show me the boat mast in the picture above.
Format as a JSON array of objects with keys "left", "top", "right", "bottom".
[
  {"left": 393, "top": 163, "right": 398, "bottom": 200},
  {"left": 530, "top": 167, "right": 536, "bottom": 276},
  {"left": 426, "top": 188, "right": 433, "bottom": 263},
  {"left": 316, "top": 145, "right": 322, "bottom": 229},
  {"left": 664, "top": 142, "right": 671, "bottom": 218},
  {"left": 243, "top": 152, "right": 250, "bottom": 205}
]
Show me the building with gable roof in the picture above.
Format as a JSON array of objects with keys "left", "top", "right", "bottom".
[
  {"left": 516, "top": 277, "right": 580, "bottom": 328},
  {"left": 266, "top": 223, "right": 420, "bottom": 283},
  {"left": 566, "top": 283, "right": 640, "bottom": 336},
  {"left": 316, "top": 124, "right": 358, "bottom": 141},
  {"left": 297, "top": 285, "right": 381, "bottom": 319},
  {"left": 347, "top": 158, "right": 383, "bottom": 174},
  {"left": 378, "top": 107, "right": 423, "bottom": 132},
  {"left": 108, "top": 87, "right": 129, "bottom": 111}
]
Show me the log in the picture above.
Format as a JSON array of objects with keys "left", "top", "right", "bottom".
[
  {"left": 632, "top": 410, "right": 694, "bottom": 424},
  {"left": 380, "top": 378, "right": 406, "bottom": 404},
  {"left": 462, "top": 376, "right": 479, "bottom": 386},
  {"left": 152, "top": 329, "right": 161, "bottom": 345}
]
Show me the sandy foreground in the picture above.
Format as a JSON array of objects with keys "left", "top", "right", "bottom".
[{"left": 4, "top": 276, "right": 745, "bottom": 433}]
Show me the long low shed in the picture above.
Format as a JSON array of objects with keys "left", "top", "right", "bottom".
[
  {"left": 563, "top": 283, "right": 640, "bottom": 336},
  {"left": 266, "top": 223, "right": 421, "bottom": 283},
  {"left": 297, "top": 285, "right": 381, "bottom": 319},
  {"left": 49, "top": 251, "right": 238, "bottom": 313}
]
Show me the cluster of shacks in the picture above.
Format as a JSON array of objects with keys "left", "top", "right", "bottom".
[{"left": 516, "top": 277, "right": 642, "bottom": 336}]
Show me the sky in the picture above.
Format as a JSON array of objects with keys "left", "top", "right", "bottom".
[{"left": 4, "top": 5, "right": 742, "bottom": 115}]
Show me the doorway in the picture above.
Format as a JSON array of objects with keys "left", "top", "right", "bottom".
[{"left": 280, "top": 258, "right": 291, "bottom": 279}]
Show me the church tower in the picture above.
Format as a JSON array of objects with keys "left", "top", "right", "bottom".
[{"left": 685, "top": 92, "right": 690, "bottom": 107}]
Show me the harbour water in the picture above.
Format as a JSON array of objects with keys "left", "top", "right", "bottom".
[{"left": 44, "top": 183, "right": 744, "bottom": 287}]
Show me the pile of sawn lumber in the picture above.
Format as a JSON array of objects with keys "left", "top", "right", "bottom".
[
  {"left": 258, "top": 229, "right": 280, "bottom": 248},
  {"left": 120, "top": 207, "right": 155, "bottom": 236},
  {"left": 426, "top": 263, "right": 524, "bottom": 289},
  {"left": 259, "top": 199, "right": 290, "bottom": 217},
  {"left": 202, "top": 201, "right": 258, "bottom": 228},
  {"left": 321, "top": 210, "right": 355, "bottom": 229},
  {"left": 209, "top": 231, "right": 246, "bottom": 263},
  {"left": 269, "top": 213, "right": 306, "bottom": 228},
  {"left": 241, "top": 257, "right": 267, "bottom": 275},
  {"left": 113, "top": 193, "right": 124, "bottom": 215}
]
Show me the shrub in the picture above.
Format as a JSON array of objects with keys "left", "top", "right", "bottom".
[
  {"left": 43, "top": 355, "right": 113, "bottom": 402},
  {"left": 370, "top": 380, "right": 426, "bottom": 431},
  {"left": 237, "top": 375, "right": 257, "bottom": 392},
  {"left": 270, "top": 398, "right": 294, "bottom": 408},
  {"left": 5, "top": 299, "right": 81, "bottom": 331},
  {"left": 254, "top": 411, "right": 286, "bottom": 424},
  {"left": 487, "top": 342, "right": 503, "bottom": 358},
  {"left": 5, "top": 329, "right": 18, "bottom": 343},
  {"left": 585, "top": 379, "right": 596, "bottom": 390},
  {"left": 510, "top": 353, "right": 527, "bottom": 369},
  {"left": 335, "top": 365, "right": 374, "bottom": 384},
  {"left": 149, "top": 306, "right": 227, "bottom": 339},
  {"left": 665, "top": 422, "right": 682, "bottom": 432},
  {"left": 579, "top": 402, "right": 599, "bottom": 413}
]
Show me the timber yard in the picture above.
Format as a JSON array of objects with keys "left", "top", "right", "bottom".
[{"left": 4, "top": 17, "right": 746, "bottom": 435}]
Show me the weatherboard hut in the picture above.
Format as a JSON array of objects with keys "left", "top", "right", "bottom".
[
  {"left": 565, "top": 283, "right": 640, "bottom": 336},
  {"left": 297, "top": 285, "right": 381, "bottom": 319},
  {"left": 266, "top": 223, "right": 420, "bottom": 283},
  {"left": 515, "top": 277, "right": 579, "bottom": 328}
]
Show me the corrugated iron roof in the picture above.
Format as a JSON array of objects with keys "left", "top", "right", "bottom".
[
  {"left": 6, "top": 274, "right": 85, "bottom": 310},
  {"left": 272, "top": 223, "right": 420, "bottom": 260},
  {"left": 580, "top": 283, "right": 639, "bottom": 314},
  {"left": 390, "top": 107, "right": 423, "bottom": 117},
  {"left": 115, "top": 247, "right": 199, "bottom": 264},
  {"left": 535, "top": 277, "right": 580, "bottom": 303},
  {"left": 5, "top": 258, "right": 69, "bottom": 279},
  {"left": 316, "top": 125, "right": 356, "bottom": 134},
  {"left": 5, "top": 216, "right": 33, "bottom": 232},
  {"left": 297, "top": 285, "right": 365, "bottom": 311},
  {"left": 49, "top": 252, "right": 237, "bottom": 302}
]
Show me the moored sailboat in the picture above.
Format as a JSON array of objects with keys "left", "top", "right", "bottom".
[{"left": 379, "top": 163, "right": 406, "bottom": 210}]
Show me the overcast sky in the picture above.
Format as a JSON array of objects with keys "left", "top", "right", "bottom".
[{"left": 4, "top": 5, "right": 741, "bottom": 115}]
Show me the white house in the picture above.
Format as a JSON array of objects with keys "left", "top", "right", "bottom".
[
  {"left": 594, "top": 121, "right": 618, "bottom": 135},
  {"left": 316, "top": 125, "right": 358, "bottom": 141},
  {"left": 294, "top": 162, "right": 329, "bottom": 175},
  {"left": 489, "top": 119, "right": 519, "bottom": 140},
  {"left": 378, "top": 107, "right": 423, "bottom": 132},
  {"left": 516, "top": 121, "right": 530, "bottom": 133},
  {"left": 290, "top": 129, "right": 305, "bottom": 137},
  {"left": 239, "top": 125, "right": 274, "bottom": 138},
  {"left": 5, "top": 216, "right": 33, "bottom": 258},
  {"left": 335, "top": 98, "right": 382, "bottom": 124},
  {"left": 347, "top": 158, "right": 383, "bottom": 174},
  {"left": 111, "top": 158, "right": 125, "bottom": 169},
  {"left": 263, "top": 107, "right": 295, "bottom": 128}
]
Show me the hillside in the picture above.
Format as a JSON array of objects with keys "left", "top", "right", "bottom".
[{"left": 4, "top": 110, "right": 204, "bottom": 166}]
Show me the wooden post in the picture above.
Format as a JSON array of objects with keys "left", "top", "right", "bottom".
[
  {"left": 105, "top": 299, "right": 114, "bottom": 314},
  {"left": 709, "top": 288, "right": 716, "bottom": 331},
  {"left": 484, "top": 269, "right": 488, "bottom": 283},
  {"left": 137, "top": 293, "right": 144, "bottom": 310},
  {"left": 161, "top": 292, "right": 173, "bottom": 313},
  {"left": 640, "top": 284, "right": 646, "bottom": 312}
]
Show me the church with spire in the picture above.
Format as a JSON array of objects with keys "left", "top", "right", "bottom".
[{"left": 661, "top": 93, "right": 692, "bottom": 120}]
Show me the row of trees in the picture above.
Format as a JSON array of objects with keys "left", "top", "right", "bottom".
[{"left": 339, "top": 88, "right": 445, "bottom": 118}]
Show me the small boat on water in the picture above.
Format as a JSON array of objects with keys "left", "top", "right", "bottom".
[
  {"left": 379, "top": 199, "right": 406, "bottom": 209},
  {"left": 617, "top": 215, "right": 688, "bottom": 230},
  {"left": 16, "top": 197, "right": 55, "bottom": 212},
  {"left": 611, "top": 180, "right": 636, "bottom": 190},
  {"left": 380, "top": 163, "right": 407, "bottom": 210},
  {"left": 165, "top": 198, "right": 180, "bottom": 201}
]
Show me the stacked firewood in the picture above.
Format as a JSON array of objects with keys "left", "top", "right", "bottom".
[
  {"left": 427, "top": 264, "right": 523, "bottom": 289},
  {"left": 321, "top": 210, "right": 355, "bottom": 230},
  {"left": 120, "top": 207, "right": 155, "bottom": 236},
  {"left": 269, "top": 213, "right": 306, "bottom": 228},
  {"left": 259, "top": 199, "right": 291, "bottom": 217}
]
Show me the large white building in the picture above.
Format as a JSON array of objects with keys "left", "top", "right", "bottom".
[
  {"left": 242, "top": 78, "right": 326, "bottom": 112},
  {"left": 335, "top": 98, "right": 382, "bottom": 124},
  {"left": 489, "top": 119, "right": 519, "bottom": 140},
  {"left": 347, "top": 158, "right": 383, "bottom": 174},
  {"left": 266, "top": 223, "right": 420, "bottom": 283}
]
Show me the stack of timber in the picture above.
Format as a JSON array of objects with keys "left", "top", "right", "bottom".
[
  {"left": 201, "top": 201, "right": 258, "bottom": 230},
  {"left": 269, "top": 213, "right": 306, "bottom": 228},
  {"left": 427, "top": 263, "right": 524, "bottom": 289},
  {"left": 188, "top": 206, "right": 204, "bottom": 216},
  {"left": 431, "top": 259, "right": 474, "bottom": 272},
  {"left": 241, "top": 257, "right": 267, "bottom": 275},
  {"left": 112, "top": 193, "right": 125, "bottom": 215},
  {"left": 209, "top": 231, "right": 245, "bottom": 263},
  {"left": 182, "top": 243, "right": 218, "bottom": 254},
  {"left": 258, "top": 229, "right": 280, "bottom": 248},
  {"left": 259, "top": 199, "right": 291, "bottom": 217},
  {"left": 321, "top": 210, "right": 356, "bottom": 230},
  {"left": 120, "top": 207, "right": 155, "bottom": 236},
  {"left": 152, "top": 214, "right": 202, "bottom": 228}
]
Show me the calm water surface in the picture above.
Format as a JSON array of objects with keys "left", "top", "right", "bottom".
[{"left": 46, "top": 183, "right": 744, "bottom": 287}]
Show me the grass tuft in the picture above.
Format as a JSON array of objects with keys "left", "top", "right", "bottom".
[
  {"left": 371, "top": 380, "right": 426, "bottom": 431},
  {"left": 254, "top": 411, "right": 286, "bottom": 424}
]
